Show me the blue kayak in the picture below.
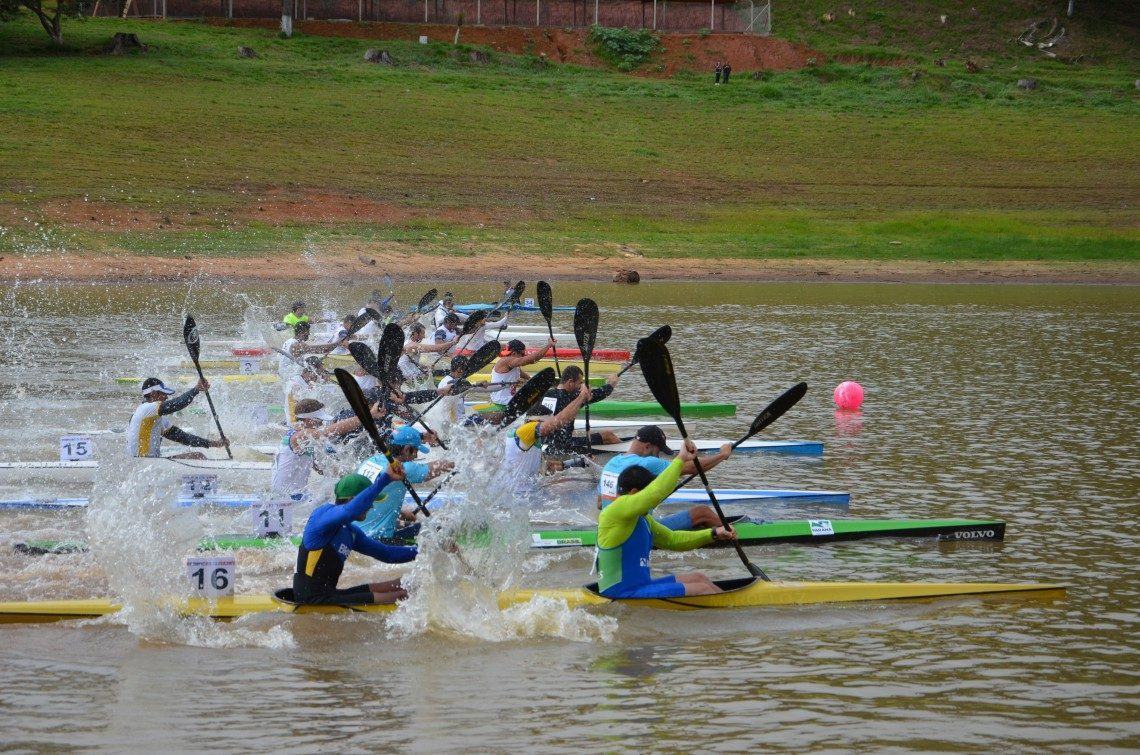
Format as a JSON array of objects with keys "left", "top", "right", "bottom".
[{"left": 455, "top": 302, "right": 576, "bottom": 313}]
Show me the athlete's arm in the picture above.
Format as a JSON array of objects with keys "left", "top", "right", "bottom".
[
  {"left": 681, "top": 443, "right": 732, "bottom": 475},
  {"left": 162, "top": 426, "right": 212, "bottom": 448},
  {"left": 596, "top": 457, "right": 684, "bottom": 547},
  {"left": 302, "top": 471, "right": 393, "bottom": 547},
  {"left": 350, "top": 529, "right": 418, "bottom": 563},
  {"left": 588, "top": 381, "right": 615, "bottom": 405},
  {"left": 646, "top": 516, "right": 713, "bottom": 551},
  {"left": 537, "top": 385, "right": 591, "bottom": 438},
  {"left": 159, "top": 385, "right": 201, "bottom": 415}
]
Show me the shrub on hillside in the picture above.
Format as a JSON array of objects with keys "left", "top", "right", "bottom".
[{"left": 588, "top": 25, "right": 660, "bottom": 71}]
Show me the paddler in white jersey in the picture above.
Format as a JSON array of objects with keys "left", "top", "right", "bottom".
[
  {"left": 126, "top": 377, "right": 227, "bottom": 459},
  {"left": 466, "top": 309, "right": 509, "bottom": 351},
  {"left": 433, "top": 292, "right": 469, "bottom": 329},
  {"left": 500, "top": 384, "right": 591, "bottom": 497},
  {"left": 597, "top": 425, "right": 732, "bottom": 531},
  {"left": 270, "top": 398, "right": 381, "bottom": 499},
  {"left": 279, "top": 322, "right": 340, "bottom": 383},
  {"left": 429, "top": 313, "right": 463, "bottom": 354},
  {"left": 399, "top": 323, "right": 455, "bottom": 383},
  {"left": 283, "top": 358, "right": 328, "bottom": 423},
  {"left": 488, "top": 338, "right": 555, "bottom": 412},
  {"left": 436, "top": 356, "right": 471, "bottom": 425}
]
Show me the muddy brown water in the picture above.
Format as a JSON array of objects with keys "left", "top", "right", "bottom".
[{"left": 0, "top": 280, "right": 1136, "bottom": 751}]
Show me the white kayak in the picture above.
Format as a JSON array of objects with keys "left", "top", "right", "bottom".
[
  {"left": 590, "top": 439, "right": 824, "bottom": 456},
  {"left": 0, "top": 459, "right": 272, "bottom": 481}
]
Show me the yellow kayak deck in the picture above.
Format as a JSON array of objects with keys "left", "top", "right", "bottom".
[{"left": 0, "top": 580, "right": 1064, "bottom": 623}]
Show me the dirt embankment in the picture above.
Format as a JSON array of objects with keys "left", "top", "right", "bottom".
[{"left": 214, "top": 18, "right": 821, "bottom": 74}]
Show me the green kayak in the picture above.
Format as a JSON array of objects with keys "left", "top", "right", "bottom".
[
  {"left": 470, "top": 400, "right": 736, "bottom": 418},
  {"left": 14, "top": 519, "right": 1004, "bottom": 556}
]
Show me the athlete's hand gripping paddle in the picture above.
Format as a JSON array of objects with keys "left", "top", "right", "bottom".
[
  {"left": 333, "top": 367, "right": 432, "bottom": 518},
  {"left": 182, "top": 315, "right": 232, "bottom": 459},
  {"left": 536, "top": 281, "right": 562, "bottom": 380},
  {"left": 638, "top": 339, "right": 769, "bottom": 581},
  {"left": 671, "top": 382, "right": 807, "bottom": 494},
  {"left": 573, "top": 298, "right": 599, "bottom": 454}
]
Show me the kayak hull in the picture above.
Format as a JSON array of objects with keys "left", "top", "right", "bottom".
[
  {"left": 470, "top": 400, "right": 736, "bottom": 418},
  {"left": 0, "top": 580, "right": 1065, "bottom": 623}
]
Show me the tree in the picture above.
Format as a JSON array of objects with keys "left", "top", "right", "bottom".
[{"left": 1, "top": 0, "right": 78, "bottom": 45}]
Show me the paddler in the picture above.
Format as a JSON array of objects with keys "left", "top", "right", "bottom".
[
  {"left": 399, "top": 323, "right": 455, "bottom": 383},
  {"left": 282, "top": 301, "right": 309, "bottom": 330},
  {"left": 597, "top": 425, "right": 732, "bottom": 531},
  {"left": 436, "top": 356, "right": 472, "bottom": 425},
  {"left": 270, "top": 398, "right": 381, "bottom": 499},
  {"left": 279, "top": 322, "right": 339, "bottom": 384},
  {"left": 487, "top": 338, "right": 555, "bottom": 412},
  {"left": 596, "top": 439, "right": 737, "bottom": 598},
  {"left": 292, "top": 467, "right": 417, "bottom": 606},
  {"left": 500, "top": 384, "right": 591, "bottom": 496},
  {"left": 465, "top": 308, "right": 509, "bottom": 351},
  {"left": 354, "top": 426, "right": 454, "bottom": 542},
  {"left": 430, "top": 313, "right": 463, "bottom": 354},
  {"left": 541, "top": 366, "right": 624, "bottom": 455},
  {"left": 283, "top": 358, "right": 327, "bottom": 424},
  {"left": 433, "top": 292, "right": 469, "bottom": 329},
  {"left": 126, "top": 377, "right": 228, "bottom": 459}
]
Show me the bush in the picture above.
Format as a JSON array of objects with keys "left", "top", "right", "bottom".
[{"left": 588, "top": 25, "right": 660, "bottom": 72}]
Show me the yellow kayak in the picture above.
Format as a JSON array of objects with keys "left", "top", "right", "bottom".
[{"left": 0, "top": 579, "right": 1063, "bottom": 623}]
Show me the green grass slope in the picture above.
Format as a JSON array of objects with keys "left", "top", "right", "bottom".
[{"left": 1, "top": 12, "right": 1136, "bottom": 263}]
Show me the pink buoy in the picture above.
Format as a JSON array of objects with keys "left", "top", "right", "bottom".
[{"left": 834, "top": 381, "right": 864, "bottom": 411}]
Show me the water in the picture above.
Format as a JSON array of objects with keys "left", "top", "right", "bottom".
[{"left": 0, "top": 280, "right": 1137, "bottom": 751}]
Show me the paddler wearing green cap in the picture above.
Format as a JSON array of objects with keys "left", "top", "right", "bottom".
[
  {"left": 354, "top": 426, "right": 454, "bottom": 541},
  {"left": 292, "top": 465, "right": 418, "bottom": 606}
]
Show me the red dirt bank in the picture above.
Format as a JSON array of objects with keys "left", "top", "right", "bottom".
[{"left": 213, "top": 18, "right": 821, "bottom": 74}]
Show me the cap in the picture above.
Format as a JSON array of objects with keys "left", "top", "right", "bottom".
[
  {"left": 140, "top": 377, "right": 176, "bottom": 396},
  {"left": 294, "top": 398, "right": 331, "bottom": 421},
  {"left": 507, "top": 339, "right": 526, "bottom": 354},
  {"left": 635, "top": 425, "right": 672, "bottom": 454},
  {"left": 334, "top": 473, "right": 373, "bottom": 502},
  {"left": 391, "top": 425, "right": 430, "bottom": 453}
]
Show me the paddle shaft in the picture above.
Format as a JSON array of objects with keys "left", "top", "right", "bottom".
[{"left": 183, "top": 326, "right": 232, "bottom": 459}]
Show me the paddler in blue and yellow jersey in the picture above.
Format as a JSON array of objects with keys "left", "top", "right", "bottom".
[
  {"left": 354, "top": 426, "right": 453, "bottom": 542},
  {"left": 596, "top": 439, "right": 737, "bottom": 598},
  {"left": 292, "top": 467, "right": 418, "bottom": 606}
]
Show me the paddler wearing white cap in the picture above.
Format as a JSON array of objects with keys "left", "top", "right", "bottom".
[
  {"left": 126, "top": 377, "right": 227, "bottom": 460},
  {"left": 270, "top": 397, "right": 384, "bottom": 499}
]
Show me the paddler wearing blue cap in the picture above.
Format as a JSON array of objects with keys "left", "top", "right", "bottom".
[
  {"left": 597, "top": 425, "right": 733, "bottom": 531},
  {"left": 354, "top": 426, "right": 454, "bottom": 541},
  {"left": 126, "top": 377, "right": 227, "bottom": 460},
  {"left": 292, "top": 465, "right": 418, "bottom": 606},
  {"left": 595, "top": 439, "right": 737, "bottom": 598}
]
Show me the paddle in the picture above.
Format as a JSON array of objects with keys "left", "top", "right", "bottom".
[
  {"left": 415, "top": 288, "right": 438, "bottom": 316},
  {"left": 182, "top": 315, "right": 232, "bottom": 459},
  {"left": 417, "top": 339, "right": 502, "bottom": 415},
  {"left": 428, "top": 309, "right": 486, "bottom": 370},
  {"left": 494, "top": 281, "right": 524, "bottom": 341},
  {"left": 615, "top": 325, "right": 672, "bottom": 379},
  {"left": 573, "top": 298, "right": 599, "bottom": 454},
  {"left": 495, "top": 367, "right": 558, "bottom": 428},
  {"left": 333, "top": 367, "right": 432, "bottom": 518},
  {"left": 348, "top": 341, "right": 383, "bottom": 379},
  {"left": 375, "top": 323, "right": 448, "bottom": 450},
  {"left": 672, "top": 382, "right": 808, "bottom": 493},
  {"left": 536, "top": 281, "right": 562, "bottom": 379},
  {"left": 637, "top": 339, "right": 768, "bottom": 581}
]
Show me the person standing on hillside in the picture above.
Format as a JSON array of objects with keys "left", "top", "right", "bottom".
[
  {"left": 723, "top": 62, "right": 732, "bottom": 84},
  {"left": 714, "top": 61, "right": 723, "bottom": 84}
]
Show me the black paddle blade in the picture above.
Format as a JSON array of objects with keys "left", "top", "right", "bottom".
[
  {"left": 182, "top": 315, "right": 201, "bottom": 363},
  {"left": 497, "top": 367, "right": 558, "bottom": 427},
  {"left": 464, "top": 340, "right": 501, "bottom": 377},
  {"left": 536, "top": 281, "right": 553, "bottom": 321},
  {"left": 647, "top": 324, "right": 672, "bottom": 346},
  {"left": 509, "top": 280, "right": 525, "bottom": 303},
  {"left": 637, "top": 339, "right": 683, "bottom": 429},
  {"left": 748, "top": 382, "right": 808, "bottom": 438},
  {"left": 377, "top": 323, "right": 405, "bottom": 377},
  {"left": 460, "top": 309, "right": 487, "bottom": 336},
  {"left": 344, "top": 309, "right": 373, "bottom": 338},
  {"left": 348, "top": 341, "right": 383, "bottom": 379},
  {"left": 573, "top": 298, "right": 599, "bottom": 359},
  {"left": 403, "top": 389, "right": 439, "bottom": 404},
  {"left": 416, "top": 288, "right": 438, "bottom": 314},
  {"left": 333, "top": 368, "right": 386, "bottom": 451}
]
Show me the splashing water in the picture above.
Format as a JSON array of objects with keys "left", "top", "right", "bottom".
[{"left": 386, "top": 426, "right": 616, "bottom": 643}]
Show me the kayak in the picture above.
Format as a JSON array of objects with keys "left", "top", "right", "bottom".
[
  {"left": 116, "top": 374, "right": 279, "bottom": 386},
  {"left": 0, "top": 486, "right": 851, "bottom": 512},
  {"left": 470, "top": 400, "right": 736, "bottom": 418},
  {"left": 13, "top": 518, "right": 1004, "bottom": 556},
  {"left": 455, "top": 303, "right": 576, "bottom": 313},
  {"left": 457, "top": 347, "right": 630, "bottom": 362},
  {"left": 0, "top": 459, "right": 272, "bottom": 482},
  {"left": 464, "top": 373, "right": 606, "bottom": 388},
  {"left": 588, "top": 438, "right": 823, "bottom": 455},
  {"left": 0, "top": 580, "right": 1064, "bottom": 622}
]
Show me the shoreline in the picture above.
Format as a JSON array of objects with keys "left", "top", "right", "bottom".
[{"left": 3, "top": 252, "right": 1138, "bottom": 286}]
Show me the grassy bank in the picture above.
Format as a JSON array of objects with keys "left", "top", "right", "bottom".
[{"left": 1, "top": 13, "right": 1137, "bottom": 264}]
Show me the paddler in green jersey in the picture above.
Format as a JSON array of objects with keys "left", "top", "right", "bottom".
[
  {"left": 596, "top": 438, "right": 737, "bottom": 599},
  {"left": 283, "top": 301, "right": 310, "bottom": 330}
]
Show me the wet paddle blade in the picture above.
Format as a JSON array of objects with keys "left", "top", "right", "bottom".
[
  {"left": 464, "top": 340, "right": 501, "bottom": 377},
  {"left": 345, "top": 309, "right": 374, "bottom": 338},
  {"left": 416, "top": 288, "right": 438, "bottom": 314},
  {"left": 573, "top": 298, "right": 599, "bottom": 360},
  {"left": 333, "top": 368, "right": 386, "bottom": 451},
  {"left": 536, "top": 281, "right": 553, "bottom": 322},
  {"left": 348, "top": 341, "right": 383, "bottom": 379},
  {"left": 377, "top": 323, "right": 405, "bottom": 377},
  {"left": 746, "top": 382, "right": 808, "bottom": 440},
  {"left": 509, "top": 281, "right": 525, "bottom": 303},
  {"left": 182, "top": 315, "right": 201, "bottom": 365},
  {"left": 636, "top": 339, "right": 682, "bottom": 430},
  {"left": 460, "top": 309, "right": 487, "bottom": 336},
  {"left": 497, "top": 367, "right": 558, "bottom": 427}
]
